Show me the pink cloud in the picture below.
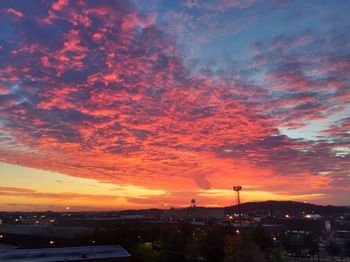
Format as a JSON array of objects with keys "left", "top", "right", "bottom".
[
  {"left": 0, "top": 0, "right": 349, "bottom": 209},
  {"left": 5, "top": 8, "right": 23, "bottom": 18}
]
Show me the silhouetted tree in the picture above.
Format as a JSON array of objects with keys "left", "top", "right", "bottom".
[
  {"left": 327, "top": 241, "right": 340, "bottom": 256},
  {"left": 133, "top": 242, "right": 158, "bottom": 262},
  {"left": 224, "top": 234, "right": 266, "bottom": 262},
  {"left": 303, "top": 234, "right": 318, "bottom": 257},
  {"left": 199, "top": 226, "right": 226, "bottom": 262}
]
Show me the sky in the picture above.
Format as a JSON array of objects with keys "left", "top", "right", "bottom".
[{"left": 0, "top": 0, "right": 349, "bottom": 211}]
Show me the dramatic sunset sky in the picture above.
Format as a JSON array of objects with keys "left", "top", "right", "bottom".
[{"left": 0, "top": 0, "right": 349, "bottom": 211}]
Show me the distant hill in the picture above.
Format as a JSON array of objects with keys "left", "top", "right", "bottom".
[
  {"left": 115, "top": 201, "right": 349, "bottom": 216},
  {"left": 1, "top": 201, "right": 348, "bottom": 217},
  {"left": 116, "top": 208, "right": 163, "bottom": 217},
  {"left": 224, "top": 200, "right": 349, "bottom": 214}
]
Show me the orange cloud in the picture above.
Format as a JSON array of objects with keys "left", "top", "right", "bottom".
[{"left": 0, "top": 0, "right": 349, "bottom": 210}]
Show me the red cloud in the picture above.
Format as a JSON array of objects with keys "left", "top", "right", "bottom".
[
  {"left": 0, "top": 1, "right": 277, "bottom": 194},
  {"left": 5, "top": 8, "right": 23, "bottom": 18},
  {"left": 52, "top": 0, "right": 69, "bottom": 11},
  {"left": 0, "top": 0, "right": 349, "bottom": 208}
]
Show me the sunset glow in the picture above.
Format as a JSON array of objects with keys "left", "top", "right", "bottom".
[{"left": 0, "top": 0, "right": 349, "bottom": 210}]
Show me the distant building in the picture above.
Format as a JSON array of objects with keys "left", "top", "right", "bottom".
[
  {"left": 161, "top": 207, "right": 225, "bottom": 221},
  {"left": 119, "top": 215, "right": 145, "bottom": 219},
  {"left": 161, "top": 208, "right": 188, "bottom": 220},
  {"left": 0, "top": 245, "right": 131, "bottom": 262},
  {"left": 0, "top": 225, "right": 94, "bottom": 239},
  {"left": 0, "top": 244, "right": 17, "bottom": 251},
  {"left": 190, "top": 207, "right": 225, "bottom": 220},
  {"left": 260, "top": 217, "right": 325, "bottom": 234},
  {"left": 248, "top": 212, "right": 270, "bottom": 223},
  {"left": 304, "top": 214, "right": 322, "bottom": 220},
  {"left": 334, "top": 230, "right": 350, "bottom": 246},
  {"left": 325, "top": 220, "right": 331, "bottom": 232}
]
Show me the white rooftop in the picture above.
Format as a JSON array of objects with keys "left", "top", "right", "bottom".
[
  {"left": 0, "top": 245, "right": 131, "bottom": 262},
  {"left": 0, "top": 225, "right": 94, "bottom": 238}
]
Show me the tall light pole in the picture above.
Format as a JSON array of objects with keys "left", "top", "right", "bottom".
[
  {"left": 233, "top": 186, "right": 242, "bottom": 230},
  {"left": 190, "top": 198, "right": 196, "bottom": 221}
]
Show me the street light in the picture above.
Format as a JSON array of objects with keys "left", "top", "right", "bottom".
[{"left": 233, "top": 186, "right": 242, "bottom": 230}]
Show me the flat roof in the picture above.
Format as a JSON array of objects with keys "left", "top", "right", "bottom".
[
  {"left": 0, "top": 225, "right": 94, "bottom": 238},
  {"left": 0, "top": 245, "right": 131, "bottom": 262},
  {"left": 0, "top": 243, "right": 17, "bottom": 250}
]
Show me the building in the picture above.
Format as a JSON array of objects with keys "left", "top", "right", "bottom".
[
  {"left": 190, "top": 207, "right": 225, "bottom": 220},
  {"left": 0, "top": 243, "right": 17, "bottom": 251},
  {"left": 334, "top": 230, "right": 350, "bottom": 246},
  {"left": 161, "top": 207, "right": 225, "bottom": 221},
  {"left": 0, "top": 225, "right": 94, "bottom": 238},
  {"left": 0, "top": 245, "right": 131, "bottom": 262},
  {"left": 260, "top": 217, "right": 325, "bottom": 234},
  {"left": 160, "top": 208, "right": 188, "bottom": 220}
]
